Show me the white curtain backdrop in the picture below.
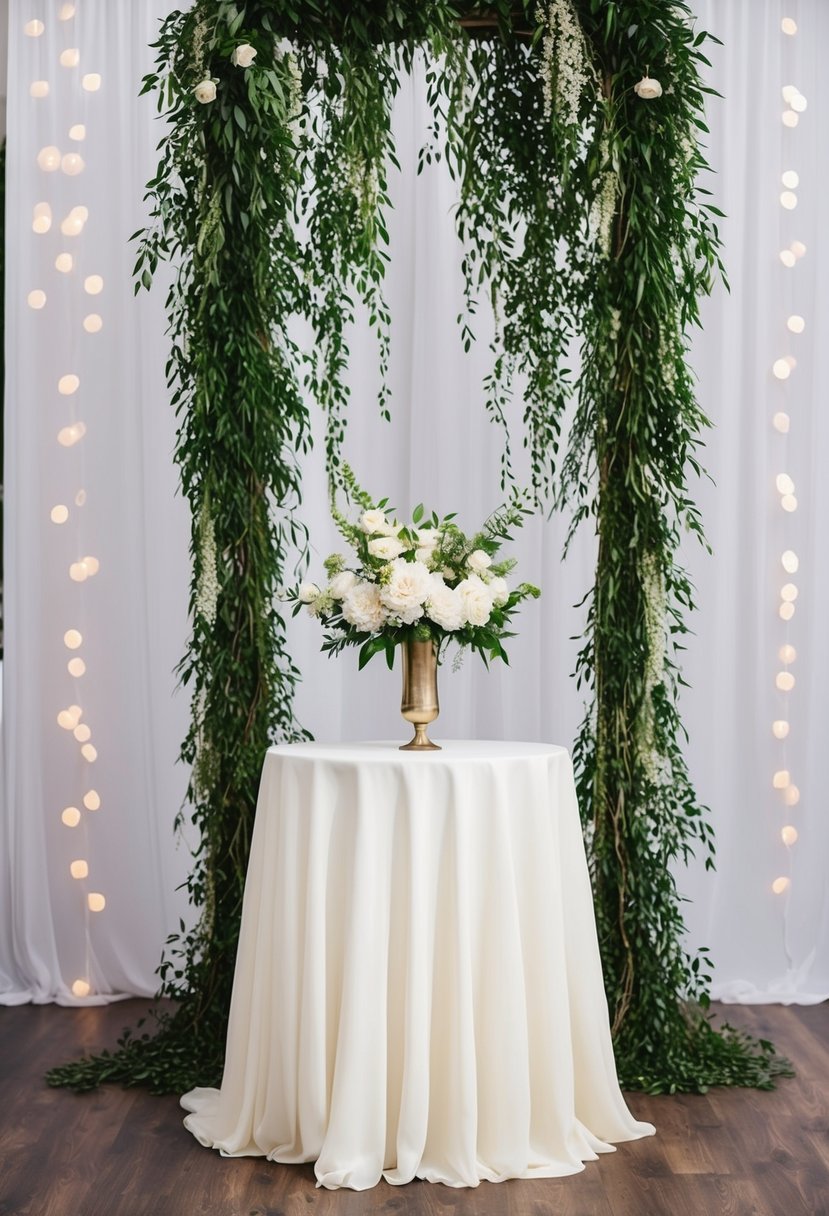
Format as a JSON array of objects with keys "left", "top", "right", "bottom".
[{"left": 2, "top": 0, "right": 827, "bottom": 1007}]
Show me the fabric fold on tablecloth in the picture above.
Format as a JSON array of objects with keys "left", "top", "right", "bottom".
[{"left": 181, "top": 741, "right": 654, "bottom": 1190}]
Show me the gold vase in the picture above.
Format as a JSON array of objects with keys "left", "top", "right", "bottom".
[{"left": 399, "top": 639, "right": 441, "bottom": 751}]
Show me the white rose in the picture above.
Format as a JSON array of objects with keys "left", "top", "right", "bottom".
[
  {"left": 634, "top": 76, "right": 663, "bottom": 100},
  {"left": 457, "top": 575, "right": 495, "bottom": 627},
  {"left": 328, "top": 570, "right": 358, "bottom": 600},
  {"left": 425, "top": 579, "right": 464, "bottom": 632},
  {"left": 341, "top": 582, "right": 387, "bottom": 632},
  {"left": 379, "top": 559, "right": 431, "bottom": 625},
  {"left": 488, "top": 576, "right": 509, "bottom": 607},
  {"left": 359, "top": 509, "right": 387, "bottom": 534},
  {"left": 416, "top": 528, "right": 438, "bottom": 549},
  {"left": 298, "top": 581, "right": 320, "bottom": 603},
  {"left": 467, "top": 549, "right": 492, "bottom": 574},
  {"left": 368, "top": 536, "right": 405, "bottom": 560},
  {"left": 231, "top": 44, "right": 257, "bottom": 68},
  {"left": 415, "top": 547, "right": 436, "bottom": 567},
  {"left": 194, "top": 80, "right": 217, "bottom": 104}
]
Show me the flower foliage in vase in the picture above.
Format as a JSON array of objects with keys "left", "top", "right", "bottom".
[
  {"left": 293, "top": 468, "right": 539, "bottom": 670},
  {"left": 46, "top": 0, "right": 789, "bottom": 1096}
]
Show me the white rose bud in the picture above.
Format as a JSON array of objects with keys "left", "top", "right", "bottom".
[
  {"left": 368, "top": 536, "right": 405, "bottom": 560},
  {"left": 231, "top": 44, "right": 257, "bottom": 68},
  {"left": 194, "top": 79, "right": 217, "bottom": 104},
  {"left": 634, "top": 76, "right": 663, "bottom": 100},
  {"left": 329, "top": 570, "right": 358, "bottom": 600},
  {"left": 359, "top": 509, "right": 387, "bottom": 534},
  {"left": 467, "top": 549, "right": 492, "bottom": 574},
  {"left": 298, "top": 581, "right": 320, "bottom": 604}
]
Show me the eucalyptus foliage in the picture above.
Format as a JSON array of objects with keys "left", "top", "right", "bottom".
[{"left": 48, "top": 0, "right": 788, "bottom": 1096}]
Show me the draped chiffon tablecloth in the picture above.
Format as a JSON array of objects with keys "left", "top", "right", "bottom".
[{"left": 181, "top": 741, "right": 654, "bottom": 1189}]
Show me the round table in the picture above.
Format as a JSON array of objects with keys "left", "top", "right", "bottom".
[{"left": 181, "top": 741, "right": 654, "bottom": 1189}]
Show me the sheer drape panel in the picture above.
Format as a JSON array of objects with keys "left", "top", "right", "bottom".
[{"left": 1, "top": 0, "right": 191, "bottom": 1004}]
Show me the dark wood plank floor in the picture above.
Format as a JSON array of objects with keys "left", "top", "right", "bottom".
[{"left": 1, "top": 1000, "right": 827, "bottom": 1216}]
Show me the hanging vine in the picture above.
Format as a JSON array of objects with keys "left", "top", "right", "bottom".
[{"left": 47, "top": 0, "right": 789, "bottom": 1096}]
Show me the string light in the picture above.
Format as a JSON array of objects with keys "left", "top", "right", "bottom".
[
  {"left": 64, "top": 630, "right": 83, "bottom": 649},
  {"left": 790, "top": 240, "right": 806, "bottom": 258},
  {"left": 781, "top": 170, "right": 799, "bottom": 189},
  {"left": 59, "top": 3, "right": 77, "bottom": 19},
  {"left": 73, "top": 723, "right": 91, "bottom": 742},
  {"left": 55, "top": 252, "right": 74, "bottom": 273},
  {"left": 787, "top": 315, "right": 805, "bottom": 333},
  {"left": 81, "top": 73, "right": 101, "bottom": 91},
  {"left": 781, "top": 826, "right": 798, "bottom": 846},
  {"left": 69, "top": 562, "right": 88, "bottom": 582},
  {"left": 68, "top": 657, "right": 86, "bottom": 677},
  {"left": 23, "top": 19, "right": 45, "bottom": 36},
  {"left": 779, "top": 249, "right": 796, "bottom": 268},
  {"left": 37, "top": 145, "right": 61, "bottom": 172},
  {"left": 61, "top": 152, "right": 85, "bottom": 176},
  {"left": 779, "top": 602, "right": 795, "bottom": 621},
  {"left": 779, "top": 190, "right": 797, "bottom": 210},
  {"left": 83, "top": 314, "right": 102, "bottom": 333},
  {"left": 782, "top": 111, "right": 799, "bottom": 128},
  {"left": 69, "top": 859, "right": 89, "bottom": 879},
  {"left": 780, "top": 583, "right": 798, "bottom": 602},
  {"left": 32, "top": 202, "right": 52, "bottom": 234},
  {"left": 84, "top": 274, "right": 104, "bottom": 295},
  {"left": 59, "top": 48, "right": 80, "bottom": 68},
  {"left": 83, "top": 790, "right": 101, "bottom": 811},
  {"left": 30, "top": 80, "right": 50, "bottom": 98},
  {"left": 51, "top": 505, "right": 69, "bottom": 524},
  {"left": 780, "top": 494, "right": 797, "bottom": 512},
  {"left": 772, "top": 721, "right": 790, "bottom": 739},
  {"left": 775, "top": 473, "right": 794, "bottom": 495},
  {"left": 784, "top": 785, "right": 800, "bottom": 807},
  {"left": 772, "top": 877, "right": 790, "bottom": 895},
  {"left": 791, "top": 93, "right": 807, "bottom": 113},
  {"left": 61, "top": 206, "right": 88, "bottom": 236},
  {"left": 57, "top": 421, "right": 86, "bottom": 447},
  {"left": 772, "top": 358, "right": 791, "bottom": 379},
  {"left": 81, "top": 744, "right": 98, "bottom": 763},
  {"left": 61, "top": 807, "right": 81, "bottom": 827},
  {"left": 779, "top": 643, "right": 797, "bottom": 663},
  {"left": 58, "top": 373, "right": 80, "bottom": 395},
  {"left": 68, "top": 124, "right": 86, "bottom": 140},
  {"left": 28, "top": 289, "right": 47, "bottom": 309},
  {"left": 75, "top": 489, "right": 87, "bottom": 506},
  {"left": 773, "top": 770, "right": 791, "bottom": 789},
  {"left": 87, "top": 894, "right": 106, "bottom": 912},
  {"left": 775, "top": 672, "right": 795, "bottom": 692},
  {"left": 71, "top": 979, "right": 90, "bottom": 997}
]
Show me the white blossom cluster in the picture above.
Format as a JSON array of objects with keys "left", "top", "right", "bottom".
[
  {"left": 537, "top": 0, "right": 594, "bottom": 128},
  {"left": 637, "top": 551, "right": 668, "bottom": 782},
  {"left": 195, "top": 500, "right": 220, "bottom": 627},
  {"left": 298, "top": 508, "right": 510, "bottom": 635},
  {"left": 590, "top": 171, "right": 618, "bottom": 257}
]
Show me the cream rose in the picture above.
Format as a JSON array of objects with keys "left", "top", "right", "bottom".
[
  {"left": 231, "top": 44, "right": 257, "bottom": 68},
  {"left": 368, "top": 536, "right": 405, "bottom": 560},
  {"left": 341, "top": 582, "right": 386, "bottom": 632},
  {"left": 456, "top": 575, "right": 494, "bottom": 627},
  {"left": 298, "top": 581, "right": 320, "bottom": 604},
  {"left": 634, "top": 76, "right": 663, "bottom": 100},
  {"left": 467, "top": 549, "right": 492, "bottom": 574},
  {"left": 379, "top": 559, "right": 431, "bottom": 625},
  {"left": 194, "top": 79, "right": 217, "bottom": 103},
  {"left": 488, "top": 575, "right": 509, "bottom": 607},
  {"left": 425, "top": 579, "right": 464, "bottom": 632},
  {"left": 328, "top": 570, "right": 358, "bottom": 600},
  {"left": 359, "top": 509, "right": 387, "bottom": 534}
]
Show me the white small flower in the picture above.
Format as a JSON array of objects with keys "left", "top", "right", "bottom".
[
  {"left": 298, "top": 581, "right": 320, "bottom": 604},
  {"left": 415, "top": 528, "right": 439, "bottom": 549},
  {"left": 231, "top": 43, "right": 257, "bottom": 68},
  {"left": 425, "top": 578, "right": 464, "bottom": 632},
  {"left": 467, "top": 549, "right": 492, "bottom": 574},
  {"left": 488, "top": 576, "right": 509, "bottom": 607},
  {"left": 194, "top": 79, "right": 217, "bottom": 104},
  {"left": 634, "top": 76, "right": 663, "bottom": 100},
  {"left": 456, "top": 575, "right": 495, "bottom": 627},
  {"left": 368, "top": 536, "right": 405, "bottom": 560},
  {"left": 380, "top": 559, "right": 432, "bottom": 625},
  {"left": 341, "top": 581, "right": 387, "bottom": 632},
  {"left": 359, "top": 509, "right": 387, "bottom": 534},
  {"left": 328, "top": 570, "right": 358, "bottom": 600},
  {"left": 415, "top": 548, "right": 436, "bottom": 567}
]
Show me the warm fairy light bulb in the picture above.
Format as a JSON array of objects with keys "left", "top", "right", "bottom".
[
  {"left": 81, "top": 744, "right": 98, "bottom": 763},
  {"left": 32, "top": 202, "right": 52, "bottom": 233},
  {"left": 780, "top": 191, "right": 797, "bottom": 210},
  {"left": 784, "top": 785, "right": 800, "bottom": 807},
  {"left": 781, "top": 583, "right": 799, "bottom": 602},
  {"left": 781, "top": 171, "right": 799, "bottom": 189},
  {"left": 773, "top": 413, "right": 790, "bottom": 433},
  {"left": 75, "top": 489, "right": 87, "bottom": 506},
  {"left": 83, "top": 314, "right": 103, "bottom": 333},
  {"left": 791, "top": 241, "right": 807, "bottom": 259},
  {"left": 779, "top": 643, "right": 797, "bottom": 663},
  {"left": 70, "top": 562, "right": 88, "bottom": 582},
  {"left": 68, "top": 704, "right": 82, "bottom": 721},
  {"left": 83, "top": 790, "right": 101, "bottom": 811},
  {"left": 62, "top": 806, "right": 81, "bottom": 827},
  {"left": 782, "top": 85, "right": 797, "bottom": 103},
  {"left": 776, "top": 474, "right": 794, "bottom": 495},
  {"left": 773, "top": 770, "right": 791, "bottom": 789},
  {"left": 772, "top": 359, "right": 791, "bottom": 380},
  {"left": 28, "top": 289, "right": 47, "bottom": 309},
  {"left": 68, "top": 124, "right": 86, "bottom": 140},
  {"left": 785, "top": 356, "right": 797, "bottom": 369},
  {"left": 87, "top": 893, "right": 106, "bottom": 912},
  {"left": 781, "top": 826, "right": 798, "bottom": 846},
  {"left": 59, "top": 48, "right": 80, "bottom": 68},
  {"left": 61, "top": 211, "right": 84, "bottom": 236},
  {"left": 787, "top": 315, "right": 805, "bottom": 334},
  {"left": 61, "top": 152, "right": 85, "bottom": 176},
  {"left": 84, "top": 275, "right": 104, "bottom": 295},
  {"left": 782, "top": 111, "right": 799, "bottom": 128},
  {"left": 772, "top": 720, "right": 790, "bottom": 739},
  {"left": 74, "top": 723, "right": 91, "bottom": 742},
  {"left": 72, "top": 979, "right": 90, "bottom": 997},
  {"left": 59, "top": 3, "right": 76, "bottom": 18},
  {"left": 779, "top": 249, "right": 796, "bottom": 268},
  {"left": 37, "top": 145, "right": 61, "bottom": 172},
  {"left": 772, "top": 877, "right": 790, "bottom": 895},
  {"left": 776, "top": 672, "right": 795, "bottom": 692},
  {"left": 51, "top": 505, "right": 69, "bottom": 524},
  {"left": 70, "top": 859, "right": 88, "bottom": 879},
  {"left": 57, "top": 421, "right": 87, "bottom": 447},
  {"left": 780, "top": 494, "right": 797, "bottom": 513},
  {"left": 68, "top": 657, "right": 86, "bottom": 677},
  {"left": 64, "top": 629, "right": 83, "bottom": 649},
  {"left": 55, "top": 253, "right": 74, "bottom": 273},
  {"left": 781, "top": 17, "right": 798, "bottom": 34},
  {"left": 58, "top": 374, "right": 80, "bottom": 395},
  {"left": 24, "top": 19, "right": 45, "bottom": 36},
  {"left": 791, "top": 93, "right": 807, "bottom": 113},
  {"left": 30, "top": 80, "right": 50, "bottom": 98},
  {"left": 57, "top": 709, "right": 76, "bottom": 730},
  {"left": 82, "top": 73, "right": 101, "bottom": 91},
  {"left": 779, "top": 602, "right": 795, "bottom": 621}
]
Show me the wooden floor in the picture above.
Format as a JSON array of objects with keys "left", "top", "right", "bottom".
[{"left": 1, "top": 1001, "right": 827, "bottom": 1216}]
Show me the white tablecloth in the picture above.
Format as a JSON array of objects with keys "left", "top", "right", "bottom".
[{"left": 181, "top": 741, "right": 654, "bottom": 1189}]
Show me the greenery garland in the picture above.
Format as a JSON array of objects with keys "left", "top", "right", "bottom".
[{"left": 48, "top": 0, "right": 789, "bottom": 1096}]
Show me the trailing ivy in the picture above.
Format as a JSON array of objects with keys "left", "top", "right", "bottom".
[{"left": 47, "top": 0, "right": 789, "bottom": 1096}]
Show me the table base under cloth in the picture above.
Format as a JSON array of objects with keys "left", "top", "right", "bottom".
[{"left": 181, "top": 741, "right": 654, "bottom": 1190}]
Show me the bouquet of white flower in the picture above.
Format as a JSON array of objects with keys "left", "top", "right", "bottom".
[{"left": 292, "top": 469, "right": 540, "bottom": 671}]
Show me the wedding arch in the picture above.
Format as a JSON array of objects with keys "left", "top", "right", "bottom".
[{"left": 50, "top": 0, "right": 787, "bottom": 1094}]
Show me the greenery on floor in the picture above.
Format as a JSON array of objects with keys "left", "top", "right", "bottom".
[{"left": 47, "top": 0, "right": 790, "bottom": 1098}]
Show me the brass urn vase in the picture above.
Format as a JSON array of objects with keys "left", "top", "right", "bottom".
[{"left": 399, "top": 639, "right": 441, "bottom": 751}]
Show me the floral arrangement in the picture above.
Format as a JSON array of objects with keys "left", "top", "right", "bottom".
[{"left": 293, "top": 472, "right": 540, "bottom": 670}]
